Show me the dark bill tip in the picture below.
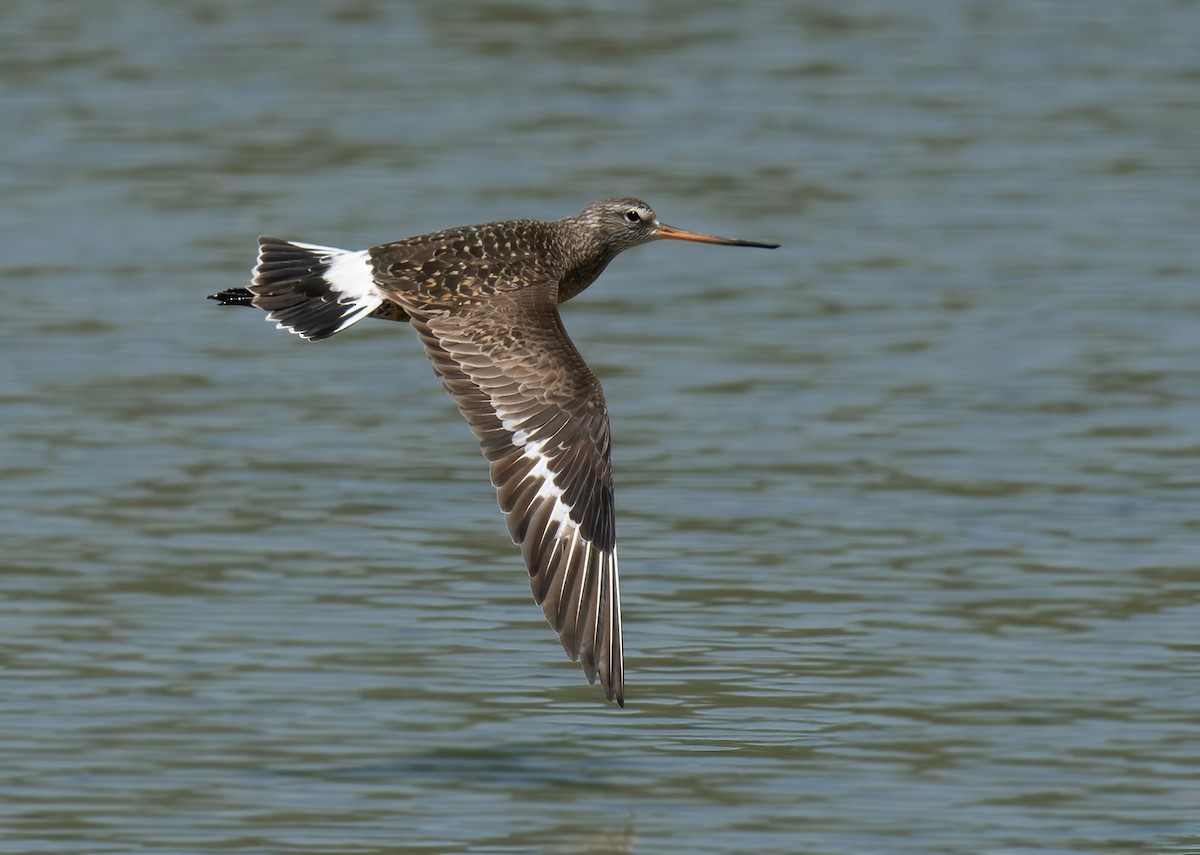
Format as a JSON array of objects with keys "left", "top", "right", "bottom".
[{"left": 655, "top": 222, "right": 780, "bottom": 249}]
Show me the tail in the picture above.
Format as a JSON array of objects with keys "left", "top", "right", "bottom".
[
  {"left": 208, "top": 237, "right": 384, "bottom": 342},
  {"left": 209, "top": 287, "right": 255, "bottom": 306}
]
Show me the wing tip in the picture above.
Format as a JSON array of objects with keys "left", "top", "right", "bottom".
[{"left": 607, "top": 679, "right": 626, "bottom": 708}]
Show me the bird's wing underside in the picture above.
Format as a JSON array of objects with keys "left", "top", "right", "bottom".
[{"left": 405, "top": 287, "right": 624, "bottom": 705}]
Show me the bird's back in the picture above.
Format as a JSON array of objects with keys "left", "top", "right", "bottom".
[{"left": 369, "top": 219, "right": 569, "bottom": 309}]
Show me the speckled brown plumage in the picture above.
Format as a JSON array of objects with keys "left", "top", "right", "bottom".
[{"left": 209, "top": 197, "right": 778, "bottom": 706}]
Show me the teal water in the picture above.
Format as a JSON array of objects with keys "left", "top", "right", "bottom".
[{"left": 2, "top": 1, "right": 1199, "bottom": 853}]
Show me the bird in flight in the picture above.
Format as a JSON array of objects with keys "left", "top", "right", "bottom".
[{"left": 209, "top": 197, "right": 778, "bottom": 706}]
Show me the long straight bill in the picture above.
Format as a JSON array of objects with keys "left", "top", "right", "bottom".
[{"left": 655, "top": 223, "right": 779, "bottom": 249}]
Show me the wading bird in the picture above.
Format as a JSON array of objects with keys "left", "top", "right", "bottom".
[{"left": 210, "top": 197, "right": 778, "bottom": 706}]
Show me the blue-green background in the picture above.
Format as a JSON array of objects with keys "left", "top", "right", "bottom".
[{"left": 3, "top": 1, "right": 1198, "bottom": 852}]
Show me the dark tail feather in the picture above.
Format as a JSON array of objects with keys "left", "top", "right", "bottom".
[
  {"left": 209, "top": 287, "right": 254, "bottom": 306},
  {"left": 209, "top": 237, "right": 384, "bottom": 342}
]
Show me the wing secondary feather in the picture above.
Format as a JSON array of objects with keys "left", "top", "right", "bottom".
[{"left": 406, "top": 289, "right": 624, "bottom": 706}]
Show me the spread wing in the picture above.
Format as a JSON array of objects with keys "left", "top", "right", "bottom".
[{"left": 406, "top": 289, "right": 624, "bottom": 706}]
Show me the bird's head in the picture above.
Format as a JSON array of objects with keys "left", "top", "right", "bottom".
[{"left": 573, "top": 196, "right": 780, "bottom": 254}]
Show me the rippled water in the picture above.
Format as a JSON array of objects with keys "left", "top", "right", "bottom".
[{"left": 3, "top": 1, "right": 1199, "bottom": 853}]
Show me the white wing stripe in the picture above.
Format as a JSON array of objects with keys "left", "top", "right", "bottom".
[{"left": 555, "top": 527, "right": 582, "bottom": 623}]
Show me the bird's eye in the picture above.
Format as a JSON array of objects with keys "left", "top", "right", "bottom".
[{"left": 625, "top": 209, "right": 641, "bottom": 223}]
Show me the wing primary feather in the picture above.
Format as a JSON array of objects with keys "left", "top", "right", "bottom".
[{"left": 407, "top": 294, "right": 624, "bottom": 706}]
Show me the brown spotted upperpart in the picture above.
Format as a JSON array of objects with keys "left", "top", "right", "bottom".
[{"left": 209, "top": 197, "right": 778, "bottom": 707}]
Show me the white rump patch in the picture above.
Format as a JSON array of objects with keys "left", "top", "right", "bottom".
[
  {"left": 262, "top": 241, "right": 382, "bottom": 338},
  {"left": 324, "top": 249, "right": 381, "bottom": 334},
  {"left": 289, "top": 243, "right": 377, "bottom": 301}
]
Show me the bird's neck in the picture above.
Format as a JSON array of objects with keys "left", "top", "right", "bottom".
[
  {"left": 559, "top": 256, "right": 615, "bottom": 303},
  {"left": 557, "top": 225, "right": 618, "bottom": 303}
]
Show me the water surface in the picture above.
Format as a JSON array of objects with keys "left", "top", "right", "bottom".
[{"left": 2, "top": 1, "right": 1199, "bottom": 853}]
